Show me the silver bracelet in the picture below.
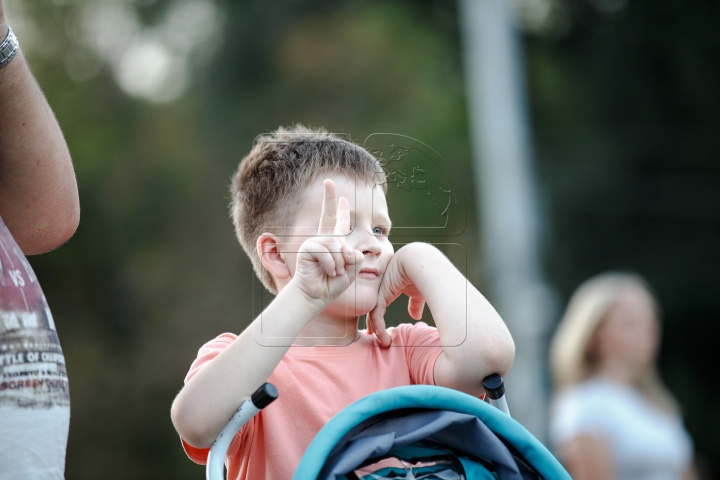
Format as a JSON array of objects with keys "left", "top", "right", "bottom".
[{"left": 0, "top": 26, "right": 19, "bottom": 69}]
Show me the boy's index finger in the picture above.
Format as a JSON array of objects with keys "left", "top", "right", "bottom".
[
  {"left": 318, "top": 179, "right": 338, "bottom": 235},
  {"left": 334, "top": 197, "right": 351, "bottom": 236}
]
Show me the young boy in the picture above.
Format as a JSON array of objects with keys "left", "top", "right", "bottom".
[{"left": 170, "top": 126, "right": 515, "bottom": 480}]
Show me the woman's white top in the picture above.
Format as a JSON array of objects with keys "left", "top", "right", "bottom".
[{"left": 549, "top": 376, "right": 693, "bottom": 480}]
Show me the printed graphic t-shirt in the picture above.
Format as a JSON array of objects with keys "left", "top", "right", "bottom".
[
  {"left": 0, "top": 216, "right": 70, "bottom": 480},
  {"left": 181, "top": 322, "right": 443, "bottom": 480}
]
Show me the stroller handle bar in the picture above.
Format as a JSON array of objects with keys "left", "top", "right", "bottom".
[
  {"left": 482, "top": 373, "right": 511, "bottom": 417},
  {"left": 206, "top": 383, "right": 278, "bottom": 480},
  {"left": 206, "top": 375, "right": 508, "bottom": 480}
]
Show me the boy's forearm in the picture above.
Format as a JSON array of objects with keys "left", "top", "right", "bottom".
[
  {"left": 171, "top": 283, "right": 325, "bottom": 448},
  {"left": 398, "top": 243, "right": 515, "bottom": 390}
]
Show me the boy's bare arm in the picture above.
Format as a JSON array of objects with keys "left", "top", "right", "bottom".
[
  {"left": 171, "top": 180, "right": 363, "bottom": 448},
  {"left": 170, "top": 287, "right": 326, "bottom": 448},
  {"left": 369, "top": 243, "right": 515, "bottom": 396},
  {"left": 0, "top": 9, "right": 79, "bottom": 254}
]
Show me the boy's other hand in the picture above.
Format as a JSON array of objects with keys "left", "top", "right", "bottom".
[
  {"left": 293, "top": 179, "right": 364, "bottom": 305},
  {"left": 368, "top": 244, "right": 426, "bottom": 347}
]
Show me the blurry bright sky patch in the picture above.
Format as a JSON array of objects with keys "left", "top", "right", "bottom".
[{"left": 5, "top": 0, "right": 225, "bottom": 103}]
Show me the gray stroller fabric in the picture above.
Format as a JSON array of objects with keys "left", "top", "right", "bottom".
[{"left": 319, "top": 410, "right": 540, "bottom": 480}]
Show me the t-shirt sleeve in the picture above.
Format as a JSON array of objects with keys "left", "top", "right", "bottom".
[
  {"left": 179, "top": 333, "right": 248, "bottom": 465},
  {"left": 391, "top": 322, "right": 443, "bottom": 386},
  {"left": 549, "top": 387, "right": 608, "bottom": 447}
]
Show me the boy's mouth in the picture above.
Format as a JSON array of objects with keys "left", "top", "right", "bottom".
[{"left": 358, "top": 268, "right": 379, "bottom": 278}]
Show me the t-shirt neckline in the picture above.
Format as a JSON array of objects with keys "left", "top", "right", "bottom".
[{"left": 287, "top": 329, "right": 380, "bottom": 357}]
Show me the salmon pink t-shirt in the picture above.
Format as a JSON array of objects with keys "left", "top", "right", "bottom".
[{"left": 181, "top": 322, "right": 443, "bottom": 480}]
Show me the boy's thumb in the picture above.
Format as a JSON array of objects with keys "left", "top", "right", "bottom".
[
  {"left": 343, "top": 247, "right": 364, "bottom": 267},
  {"left": 354, "top": 249, "right": 364, "bottom": 267}
]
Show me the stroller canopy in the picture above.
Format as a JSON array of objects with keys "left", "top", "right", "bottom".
[{"left": 293, "top": 385, "right": 570, "bottom": 480}]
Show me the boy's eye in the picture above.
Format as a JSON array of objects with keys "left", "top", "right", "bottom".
[{"left": 372, "top": 227, "right": 386, "bottom": 236}]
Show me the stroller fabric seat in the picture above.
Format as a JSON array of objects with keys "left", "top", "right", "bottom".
[{"left": 292, "top": 385, "right": 570, "bottom": 480}]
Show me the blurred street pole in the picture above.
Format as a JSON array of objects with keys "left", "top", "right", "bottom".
[{"left": 458, "top": 0, "right": 553, "bottom": 440}]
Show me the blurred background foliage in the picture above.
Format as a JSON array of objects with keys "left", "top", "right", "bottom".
[{"left": 4, "top": 0, "right": 720, "bottom": 477}]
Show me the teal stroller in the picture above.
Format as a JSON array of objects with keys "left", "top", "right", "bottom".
[{"left": 206, "top": 377, "right": 570, "bottom": 479}]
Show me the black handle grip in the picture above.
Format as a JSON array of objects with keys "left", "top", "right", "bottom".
[
  {"left": 482, "top": 374, "right": 505, "bottom": 400},
  {"left": 251, "top": 382, "right": 278, "bottom": 409}
]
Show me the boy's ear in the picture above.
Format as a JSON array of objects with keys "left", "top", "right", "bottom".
[{"left": 257, "top": 233, "right": 291, "bottom": 280}]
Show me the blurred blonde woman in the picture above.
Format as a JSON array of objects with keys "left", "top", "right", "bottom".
[{"left": 549, "top": 272, "right": 697, "bottom": 480}]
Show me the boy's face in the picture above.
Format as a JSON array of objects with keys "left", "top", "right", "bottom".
[{"left": 277, "top": 173, "right": 394, "bottom": 318}]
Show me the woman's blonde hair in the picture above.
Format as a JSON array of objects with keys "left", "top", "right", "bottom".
[{"left": 550, "top": 272, "right": 678, "bottom": 412}]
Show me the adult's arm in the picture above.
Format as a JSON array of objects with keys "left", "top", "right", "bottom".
[
  {"left": 560, "top": 435, "right": 613, "bottom": 480},
  {"left": 0, "top": 3, "right": 79, "bottom": 254},
  {"left": 682, "top": 464, "right": 700, "bottom": 480}
]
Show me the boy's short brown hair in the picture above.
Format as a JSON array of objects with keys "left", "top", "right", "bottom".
[{"left": 230, "top": 125, "right": 387, "bottom": 294}]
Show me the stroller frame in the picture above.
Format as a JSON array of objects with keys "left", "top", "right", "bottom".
[{"left": 205, "top": 376, "right": 514, "bottom": 480}]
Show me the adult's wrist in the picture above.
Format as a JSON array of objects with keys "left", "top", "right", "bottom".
[{"left": 0, "top": 22, "right": 18, "bottom": 70}]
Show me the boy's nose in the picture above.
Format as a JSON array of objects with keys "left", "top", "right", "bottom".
[{"left": 354, "top": 230, "right": 382, "bottom": 257}]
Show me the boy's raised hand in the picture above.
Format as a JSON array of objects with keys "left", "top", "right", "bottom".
[
  {"left": 368, "top": 246, "right": 426, "bottom": 347},
  {"left": 293, "top": 180, "right": 364, "bottom": 305}
]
